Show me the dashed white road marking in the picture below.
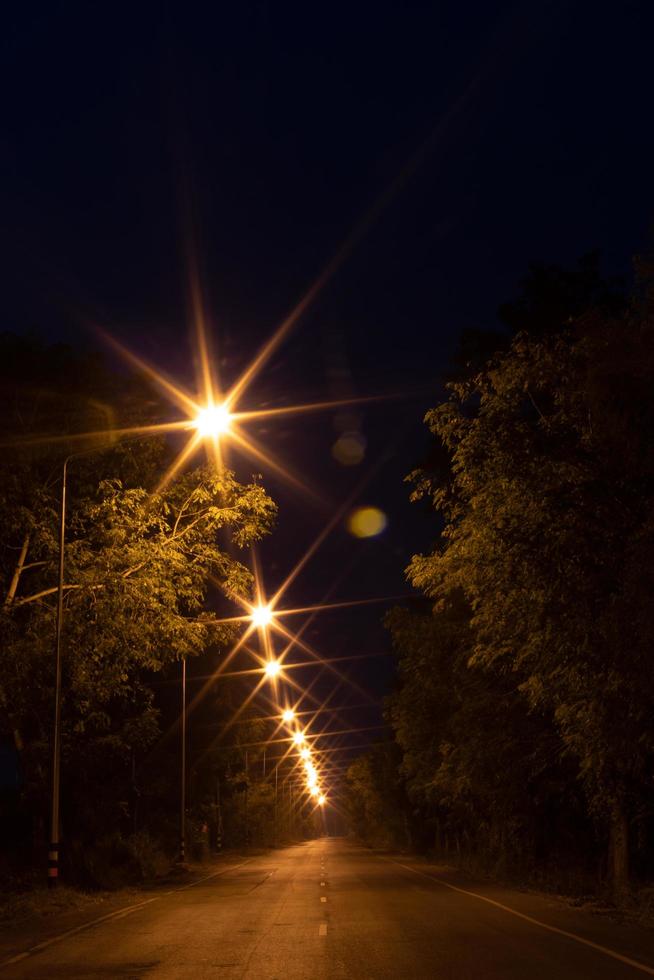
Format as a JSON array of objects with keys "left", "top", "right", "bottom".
[
  {"left": 390, "top": 859, "right": 654, "bottom": 977},
  {"left": 319, "top": 923, "right": 328, "bottom": 937},
  {"left": 0, "top": 859, "right": 255, "bottom": 969},
  {"left": 321, "top": 897, "right": 327, "bottom": 903},
  {"left": 320, "top": 882, "right": 325, "bottom": 887}
]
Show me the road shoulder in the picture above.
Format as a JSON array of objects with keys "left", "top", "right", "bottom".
[
  {"left": 0, "top": 852, "right": 251, "bottom": 967},
  {"left": 386, "top": 852, "right": 654, "bottom": 975}
]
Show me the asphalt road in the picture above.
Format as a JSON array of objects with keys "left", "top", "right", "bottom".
[{"left": 4, "top": 838, "right": 654, "bottom": 979}]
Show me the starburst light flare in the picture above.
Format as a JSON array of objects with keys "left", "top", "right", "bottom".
[
  {"left": 90, "top": 310, "right": 392, "bottom": 501},
  {"left": 251, "top": 604, "right": 274, "bottom": 629},
  {"left": 194, "top": 404, "right": 232, "bottom": 437}
]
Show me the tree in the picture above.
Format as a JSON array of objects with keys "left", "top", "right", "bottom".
[
  {"left": 386, "top": 598, "right": 586, "bottom": 875},
  {"left": 345, "top": 742, "right": 409, "bottom": 849},
  {"left": 0, "top": 336, "right": 277, "bottom": 862},
  {"left": 406, "top": 279, "right": 654, "bottom": 894},
  {"left": 0, "top": 465, "right": 275, "bottom": 846}
]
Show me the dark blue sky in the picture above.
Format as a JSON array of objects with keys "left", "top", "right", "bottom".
[{"left": 3, "top": 1, "right": 654, "bottom": 762}]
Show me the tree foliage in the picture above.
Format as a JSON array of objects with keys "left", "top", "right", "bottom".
[
  {"left": 0, "top": 336, "right": 277, "bottom": 860},
  {"left": 348, "top": 258, "right": 654, "bottom": 895}
]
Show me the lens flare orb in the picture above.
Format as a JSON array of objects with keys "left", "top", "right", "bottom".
[{"left": 347, "top": 506, "right": 388, "bottom": 538}]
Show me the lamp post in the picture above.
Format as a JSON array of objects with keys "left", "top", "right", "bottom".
[
  {"left": 48, "top": 454, "right": 70, "bottom": 887},
  {"left": 179, "top": 655, "right": 187, "bottom": 865},
  {"left": 48, "top": 403, "right": 231, "bottom": 886},
  {"left": 50, "top": 446, "right": 113, "bottom": 886}
]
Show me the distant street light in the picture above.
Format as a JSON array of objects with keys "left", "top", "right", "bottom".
[
  {"left": 293, "top": 731, "right": 305, "bottom": 746},
  {"left": 300, "top": 747, "right": 311, "bottom": 760},
  {"left": 264, "top": 659, "right": 282, "bottom": 679},
  {"left": 318, "top": 795, "right": 326, "bottom": 806},
  {"left": 282, "top": 708, "right": 295, "bottom": 724}
]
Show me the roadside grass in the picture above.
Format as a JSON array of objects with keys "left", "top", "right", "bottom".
[{"left": 0, "top": 879, "right": 123, "bottom": 926}]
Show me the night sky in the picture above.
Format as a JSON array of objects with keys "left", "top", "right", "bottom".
[{"left": 4, "top": 1, "right": 654, "bottom": 779}]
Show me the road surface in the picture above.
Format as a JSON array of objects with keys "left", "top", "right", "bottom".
[{"left": 3, "top": 837, "right": 654, "bottom": 978}]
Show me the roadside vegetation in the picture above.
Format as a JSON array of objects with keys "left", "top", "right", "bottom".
[
  {"left": 346, "top": 254, "right": 654, "bottom": 905},
  {"left": 0, "top": 337, "right": 312, "bottom": 892}
]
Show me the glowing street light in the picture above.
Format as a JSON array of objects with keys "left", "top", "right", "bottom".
[
  {"left": 264, "top": 659, "right": 282, "bottom": 679},
  {"left": 194, "top": 404, "right": 232, "bottom": 437},
  {"left": 251, "top": 604, "right": 274, "bottom": 629},
  {"left": 300, "top": 747, "right": 311, "bottom": 760},
  {"left": 309, "top": 785, "right": 320, "bottom": 797},
  {"left": 292, "top": 731, "right": 305, "bottom": 746},
  {"left": 282, "top": 708, "right": 295, "bottom": 724},
  {"left": 318, "top": 795, "right": 326, "bottom": 806}
]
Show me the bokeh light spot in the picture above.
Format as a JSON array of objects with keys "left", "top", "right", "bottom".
[
  {"left": 347, "top": 506, "right": 387, "bottom": 538},
  {"left": 331, "top": 430, "right": 366, "bottom": 466}
]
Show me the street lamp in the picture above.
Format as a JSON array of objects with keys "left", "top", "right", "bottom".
[
  {"left": 292, "top": 731, "right": 305, "bottom": 746},
  {"left": 251, "top": 604, "right": 273, "bottom": 629},
  {"left": 49, "top": 411, "right": 223, "bottom": 886},
  {"left": 264, "top": 659, "right": 282, "bottom": 679},
  {"left": 281, "top": 708, "right": 295, "bottom": 724},
  {"left": 193, "top": 404, "right": 232, "bottom": 437}
]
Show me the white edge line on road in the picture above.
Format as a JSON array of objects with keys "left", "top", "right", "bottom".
[
  {"left": 319, "top": 923, "right": 328, "bottom": 936},
  {"left": 0, "top": 859, "right": 254, "bottom": 970},
  {"left": 390, "top": 860, "right": 654, "bottom": 977},
  {"left": 321, "top": 896, "right": 327, "bottom": 903}
]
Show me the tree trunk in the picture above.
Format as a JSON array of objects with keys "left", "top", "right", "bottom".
[
  {"left": 4, "top": 534, "right": 30, "bottom": 606},
  {"left": 434, "top": 818, "right": 441, "bottom": 855},
  {"left": 609, "top": 798, "right": 629, "bottom": 900},
  {"left": 403, "top": 810, "right": 412, "bottom": 850}
]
